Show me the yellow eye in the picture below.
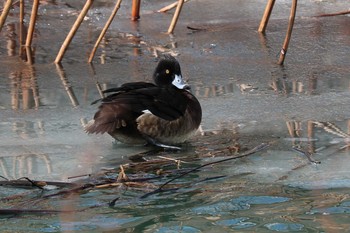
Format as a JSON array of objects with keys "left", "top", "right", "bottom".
[{"left": 165, "top": 69, "right": 170, "bottom": 74}]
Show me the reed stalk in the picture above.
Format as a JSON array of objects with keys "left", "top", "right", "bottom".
[
  {"left": 54, "top": 0, "right": 93, "bottom": 64},
  {"left": 88, "top": 0, "right": 122, "bottom": 63}
]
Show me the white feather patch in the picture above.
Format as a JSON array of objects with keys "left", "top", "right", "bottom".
[{"left": 142, "top": 110, "right": 153, "bottom": 114}]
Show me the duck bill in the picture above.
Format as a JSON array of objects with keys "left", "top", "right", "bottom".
[{"left": 172, "top": 74, "right": 190, "bottom": 90}]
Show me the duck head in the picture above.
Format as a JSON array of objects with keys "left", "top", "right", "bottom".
[{"left": 153, "top": 56, "right": 190, "bottom": 90}]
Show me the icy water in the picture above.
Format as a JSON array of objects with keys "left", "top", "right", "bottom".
[{"left": 1, "top": 0, "right": 350, "bottom": 232}]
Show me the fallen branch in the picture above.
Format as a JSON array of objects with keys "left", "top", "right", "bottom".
[
  {"left": 40, "top": 183, "right": 96, "bottom": 199},
  {"left": 0, "top": 208, "right": 74, "bottom": 216},
  {"left": 0, "top": 178, "right": 76, "bottom": 189},
  {"left": 0, "top": 0, "right": 13, "bottom": 33}
]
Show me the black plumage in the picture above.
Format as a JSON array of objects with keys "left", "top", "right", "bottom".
[{"left": 85, "top": 56, "right": 202, "bottom": 149}]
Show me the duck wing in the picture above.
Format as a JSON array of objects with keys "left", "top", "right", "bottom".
[
  {"left": 135, "top": 87, "right": 188, "bottom": 120},
  {"left": 103, "top": 82, "right": 156, "bottom": 94},
  {"left": 91, "top": 82, "right": 156, "bottom": 104},
  {"left": 104, "top": 86, "right": 188, "bottom": 121},
  {"left": 86, "top": 84, "right": 188, "bottom": 135}
]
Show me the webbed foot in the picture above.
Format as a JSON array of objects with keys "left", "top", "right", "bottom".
[{"left": 142, "top": 135, "right": 181, "bottom": 150}]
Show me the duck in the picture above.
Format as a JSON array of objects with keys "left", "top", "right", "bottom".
[{"left": 85, "top": 55, "right": 202, "bottom": 150}]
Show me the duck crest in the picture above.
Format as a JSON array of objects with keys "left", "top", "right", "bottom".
[{"left": 85, "top": 56, "right": 202, "bottom": 149}]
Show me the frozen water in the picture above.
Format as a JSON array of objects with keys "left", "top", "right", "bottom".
[{"left": 0, "top": 0, "right": 350, "bottom": 232}]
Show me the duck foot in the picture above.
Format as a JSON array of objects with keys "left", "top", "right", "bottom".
[{"left": 142, "top": 135, "right": 181, "bottom": 150}]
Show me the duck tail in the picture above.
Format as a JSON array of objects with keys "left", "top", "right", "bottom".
[{"left": 84, "top": 120, "right": 98, "bottom": 134}]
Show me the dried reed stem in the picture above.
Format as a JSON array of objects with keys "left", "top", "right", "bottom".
[
  {"left": 258, "top": 0, "right": 276, "bottom": 33},
  {"left": 19, "top": 0, "right": 24, "bottom": 23},
  {"left": 0, "top": 0, "right": 13, "bottom": 33},
  {"left": 277, "top": 0, "right": 297, "bottom": 65},
  {"left": 131, "top": 0, "right": 141, "bottom": 21},
  {"left": 167, "top": 0, "right": 184, "bottom": 34},
  {"left": 158, "top": 0, "right": 189, "bottom": 13},
  {"left": 54, "top": 0, "right": 93, "bottom": 64},
  {"left": 315, "top": 10, "right": 350, "bottom": 17},
  {"left": 19, "top": 0, "right": 24, "bottom": 52},
  {"left": 25, "top": 0, "right": 39, "bottom": 47},
  {"left": 88, "top": 0, "right": 122, "bottom": 63}
]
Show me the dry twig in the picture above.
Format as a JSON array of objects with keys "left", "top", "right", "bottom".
[
  {"left": 314, "top": 10, "right": 350, "bottom": 17},
  {"left": 88, "top": 0, "right": 123, "bottom": 63},
  {"left": 55, "top": 0, "right": 93, "bottom": 63},
  {"left": 141, "top": 143, "right": 270, "bottom": 198},
  {"left": 158, "top": 0, "right": 190, "bottom": 13},
  {"left": 0, "top": 0, "right": 13, "bottom": 33}
]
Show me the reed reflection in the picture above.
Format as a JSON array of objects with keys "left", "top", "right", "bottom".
[
  {"left": 55, "top": 64, "right": 79, "bottom": 107},
  {"left": 88, "top": 63, "right": 105, "bottom": 99},
  {"left": 5, "top": 24, "right": 17, "bottom": 57},
  {"left": 194, "top": 82, "right": 235, "bottom": 98},
  {"left": 9, "top": 50, "right": 40, "bottom": 110},
  {"left": 286, "top": 120, "right": 350, "bottom": 163},
  {"left": 271, "top": 67, "right": 320, "bottom": 95},
  {"left": 0, "top": 153, "right": 52, "bottom": 179},
  {"left": 3, "top": 20, "right": 40, "bottom": 110}
]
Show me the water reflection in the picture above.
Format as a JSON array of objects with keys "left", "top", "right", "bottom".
[
  {"left": 2, "top": 10, "right": 349, "bottom": 110},
  {"left": 286, "top": 120, "right": 350, "bottom": 148},
  {"left": 11, "top": 120, "right": 45, "bottom": 139},
  {"left": 2, "top": 43, "right": 349, "bottom": 184},
  {"left": 8, "top": 50, "right": 39, "bottom": 110},
  {"left": 4, "top": 24, "right": 18, "bottom": 57},
  {"left": 4, "top": 22, "right": 79, "bottom": 109},
  {"left": 1, "top": 2, "right": 350, "bottom": 231},
  {"left": 270, "top": 66, "right": 319, "bottom": 96},
  {"left": 0, "top": 153, "right": 52, "bottom": 179},
  {"left": 195, "top": 82, "right": 235, "bottom": 98},
  {"left": 2, "top": 20, "right": 39, "bottom": 110},
  {"left": 55, "top": 64, "right": 79, "bottom": 107}
]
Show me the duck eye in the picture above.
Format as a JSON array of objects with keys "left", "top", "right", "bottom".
[{"left": 165, "top": 69, "right": 170, "bottom": 74}]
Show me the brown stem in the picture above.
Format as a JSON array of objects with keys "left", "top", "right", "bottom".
[
  {"left": 54, "top": 0, "right": 94, "bottom": 64},
  {"left": 258, "top": 0, "right": 276, "bottom": 33},
  {"left": 88, "top": 0, "right": 122, "bottom": 63},
  {"left": 167, "top": 0, "right": 184, "bottom": 34},
  {"left": 131, "top": 0, "right": 141, "bottom": 21},
  {"left": 158, "top": 0, "right": 189, "bottom": 13},
  {"left": 0, "top": 0, "right": 13, "bottom": 33},
  {"left": 25, "top": 0, "right": 39, "bottom": 47},
  {"left": 277, "top": 0, "right": 297, "bottom": 65}
]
